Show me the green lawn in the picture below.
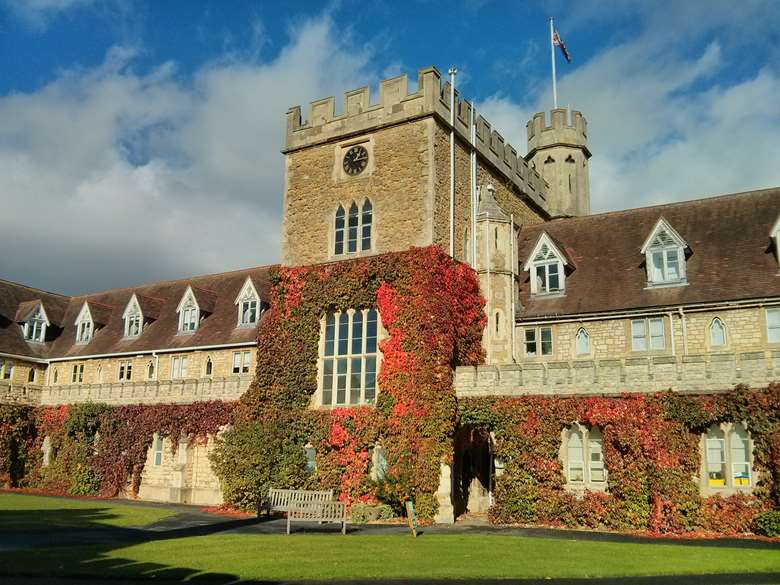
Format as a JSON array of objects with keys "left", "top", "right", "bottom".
[
  {"left": 0, "top": 492, "right": 778, "bottom": 582},
  {"left": 0, "top": 492, "right": 175, "bottom": 531},
  {"left": 2, "top": 533, "right": 780, "bottom": 582}
]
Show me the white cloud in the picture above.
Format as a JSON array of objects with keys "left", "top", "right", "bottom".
[
  {"left": 0, "top": 16, "right": 372, "bottom": 293},
  {"left": 480, "top": 3, "right": 780, "bottom": 213},
  {"left": 2, "top": 0, "right": 98, "bottom": 28}
]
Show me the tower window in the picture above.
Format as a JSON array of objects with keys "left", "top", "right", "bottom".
[{"left": 334, "top": 200, "right": 372, "bottom": 256}]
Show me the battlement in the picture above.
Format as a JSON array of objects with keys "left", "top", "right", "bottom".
[
  {"left": 285, "top": 66, "right": 549, "bottom": 213},
  {"left": 527, "top": 108, "right": 590, "bottom": 158}
]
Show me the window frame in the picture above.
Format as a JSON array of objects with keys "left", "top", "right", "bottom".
[
  {"left": 523, "top": 326, "right": 553, "bottom": 358},
  {"left": 630, "top": 317, "right": 666, "bottom": 352},
  {"left": 176, "top": 288, "right": 200, "bottom": 334},
  {"left": 563, "top": 425, "right": 607, "bottom": 489},
  {"left": 641, "top": 219, "right": 689, "bottom": 287},
  {"left": 767, "top": 307, "right": 780, "bottom": 344},
  {"left": 574, "top": 327, "right": 590, "bottom": 356},
  {"left": 23, "top": 308, "right": 47, "bottom": 343},
  {"left": 234, "top": 278, "right": 261, "bottom": 328},
  {"left": 171, "top": 355, "right": 188, "bottom": 379},
  {"left": 318, "top": 308, "right": 380, "bottom": 408},
  {"left": 232, "top": 350, "right": 251, "bottom": 374},
  {"left": 703, "top": 423, "right": 753, "bottom": 492},
  {"left": 332, "top": 199, "right": 373, "bottom": 258},
  {"left": 709, "top": 317, "right": 727, "bottom": 348},
  {"left": 153, "top": 435, "right": 163, "bottom": 467},
  {"left": 118, "top": 359, "right": 133, "bottom": 382}
]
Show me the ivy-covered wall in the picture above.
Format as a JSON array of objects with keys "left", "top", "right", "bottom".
[
  {"left": 0, "top": 401, "right": 233, "bottom": 496},
  {"left": 459, "top": 385, "right": 780, "bottom": 534},
  {"left": 210, "top": 246, "right": 486, "bottom": 518}
]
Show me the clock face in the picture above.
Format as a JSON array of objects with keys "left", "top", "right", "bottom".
[{"left": 343, "top": 145, "right": 369, "bottom": 176}]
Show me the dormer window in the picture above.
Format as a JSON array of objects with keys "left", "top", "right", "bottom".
[
  {"left": 234, "top": 277, "right": 261, "bottom": 328},
  {"left": 523, "top": 233, "right": 568, "bottom": 296},
  {"left": 641, "top": 218, "right": 688, "bottom": 287},
  {"left": 177, "top": 287, "right": 200, "bottom": 334},
  {"left": 24, "top": 308, "right": 47, "bottom": 342},
  {"left": 74, "top": 302, "right": 94, "bottom": 344},
  {"left": 123, "top": 296, "right": 143, "bottom": 338}
]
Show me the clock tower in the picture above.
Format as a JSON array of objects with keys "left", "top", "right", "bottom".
[{"left": 281, "top": 67, "right": 550, "bottom": 267}]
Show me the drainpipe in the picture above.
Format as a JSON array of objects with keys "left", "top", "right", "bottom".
[
  {"left": 678, "top": 307, "right": 688, "bottom": 356},
  {"left": 485, "top": 215, "right": 491, "bottom": 363},
  {"left": 510, "top": 213, "right": 517, "bottom": 363},
  {"left": 152, "top": 351, "right": 159, "bottom": 381},
  {"left": 470, "top": 101, "right": 477, "bottom": 268},
  {"left": 448, "top": 67, "right": 457, "bottom": 258}
]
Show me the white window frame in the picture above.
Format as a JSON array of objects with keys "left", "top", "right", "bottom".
[
  {"left": 234, "top": 277, "right": 261, "bottom": 328},
  {"left": 709, "top": 317, "right": 727, "bottom": 347},
  {"left": 23, "top": 306, "right": 48, "bottom": 343},
  {"left": 118, "top": 359, "right": 133, "bottom": 382},
  {"left": 523, "top": 233, "right": 567, "bottom": 296},
  {"left": 333, "top": 199, "right": 373, "bottom": 257},
  {"left": 232, "top": 350, "right": 250, "bottom": 374},
  {"left": 523, "top": 326, "right": 553, "bottom": 358},
  {"left": 575, "top": 327, "right": 590, "bottom": 355},
  {"left": 319, "top": 308, "right": 380, "bottom": 407},
  {"left": 631, "top": 317, "right": 665, "bottom": 351},
  {"left": 640, "top": 218, "right": 688, "bottom": 287},
  {"left": 71, "top": 363, "right": 84, "bottom": 384},
  {"left": 74, "top": 302, "right": 94, "bottom": 344},
  {"left": 767, "top": 307, "right": 780, "bottom": 344},
  {"left": 564, "top": 425, "right": 607, "bottom": 487},
  {"left": 176, "top": 287, "right": 200, "bottom": 334},
  {"left": 171, "top": 355, "right": 188, "bottom": 379},
  {"left": 122, "top": 295, "right": 143, "bottom": 338},
  {"left": 704, "top": 423, "right": 752, "bottom": 490},
  {"left": 153, "top": 435, "right": 163, "bottom": 467}
]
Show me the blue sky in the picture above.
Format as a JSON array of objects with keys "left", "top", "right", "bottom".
[{"left": 1, "top": 0, "right": 779, "bottom": 294}]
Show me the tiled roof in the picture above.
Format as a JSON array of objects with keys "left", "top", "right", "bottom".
[
  {"left": 517, "top": 188, "right": 780, "bottom": 319},
  {"left": 0, "top": 266, "right": 274, "bottom": 360}
]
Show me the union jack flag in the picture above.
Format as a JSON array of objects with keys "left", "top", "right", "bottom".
[{"left": 553, "top": 30, "right": 572, "bottom": 63}]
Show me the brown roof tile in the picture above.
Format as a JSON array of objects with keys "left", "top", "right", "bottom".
[{"left": 516, "top": 188, "right": 780, "bottom": 319}]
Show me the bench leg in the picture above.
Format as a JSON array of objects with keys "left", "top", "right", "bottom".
[
  {"left": 287, "top": 515, "right": 291, "bottom": 535},
  {"left": 342, "top": 519, "right": 346, "bottom": 535}
]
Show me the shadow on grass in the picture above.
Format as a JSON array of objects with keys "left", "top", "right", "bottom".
[{"left": 1, "top": 505, "right": 779, "bottom": 584}]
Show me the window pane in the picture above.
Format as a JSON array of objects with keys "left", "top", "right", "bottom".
[
  {"left": 666, "top": 250, "right": 680, "bottom": 280},
  {"left": 181, "top": 357, "right": 188, "bottom": 377},
  {"left": 348, "top": 203, "right": 359, "bottom": 253},
  {"left": 350, "top": 358, "right": 362, "bottom": 405},
  {"left": 322, "top": 360, "right": 333, "bottom": 405},
  {"left": 706, "top": 432, "right": 726, "bottom": 486},
  {"left": 588, "top": 436, "right": 605, "bottom": 483},
  {"left": 337, "top": 313, "right": 349, "bottom": 355},
  {"left": 710, "top": 319, "right": 726, "bottom": 346},
  {"left": 651, "top": 251, "right": 664, "bottom": 281},
  {"left": 536, "top": 265, "right": 547, "bottom": 293},
  {"left": 768, "top": 309, "right": 780, "bottom": 343},
  {"left": 540, "top": 327, "right": 553, "bottom": 355},
  {"left": 649, "top": 318, "right": 665, "bottom": 349},
  {"left": 524, "top": 329, "right": 537, "bottom": 357},
  {"left": 351, "top": 311, "right": 363, "bottom": 354},
  {"left": 631, "top": 319, "right": 647, "bottom": 351},
  {"left": 361, "top": 201, "right": 372, "bottom": 251},
  {"left": 548, "top": 263, "right": 560, "bottom": 291},
  {"left": 324, "top": 314, "right": 335, "bottom": 356},
  {"left": 232, "top": 353, "right": 241, "bottom": 373},
  {"left": 575, "top": 329, "right": 589, "bottom": 355},
  {"left": 336, "top": 358, "right": 348, "bottom": 404},
  {"left": 364, "top": 356, "right": 376, "bottom": 404},
  {"left": 365, "top": 310, "right": 378, "bottom": 353},
  {"left": 242, "top": 351, "right": 250, "bottom": 373},
  {"left": 730, "top": 426, "right": 751, "bottom": 486},
  {"left": 335, "top": 206, "right": 345, "bottom": 255},
  {"left": 567, "top": 430, "right": 584, "bottom": 483}
]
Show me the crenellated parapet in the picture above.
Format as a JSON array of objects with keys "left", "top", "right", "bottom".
[
  {"left": 285, "top": 66, "right": 549, "bottom": 213},
  {"left": 526, "top": 108, "right": 591, "bottom": 159}
]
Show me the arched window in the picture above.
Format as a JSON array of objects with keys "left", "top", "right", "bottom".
[
  {"left": 566, "top": 428, "right": 584, "bottom": 483},
  {"left": 205, "top": 357, "right": 213, "bottom": 376},
  {"left": 146, "top": 360, "right": 155, "bottom": 380},
  {"left": 730, "top": 425, "right": 750, "bottom": 486},
  {"left": 27, "top": 368, "right": 35, "bottom": 383},
  {"left": 705, "top": 426, "right": 726, "bottom": 487},
  {"left": 96, "top": 365, "right": 103, "bottom": 383},
  {"left": 372, "top": 445, "right": 388, "bottom": 481},
  {"left": 575, "top": 328, "right": 590, "bottom": 355},
  {"left": 334, "top": 205, "right": 345, "bottom": 255},
  {"left": 361, "top": 200, "right": 372, "bottom": 251},
  {"left": 710, "top": 318, "right": 726, "bottom": 347},
  {"left": 334, "top": 200, "right": 372, "bottom": 256}
]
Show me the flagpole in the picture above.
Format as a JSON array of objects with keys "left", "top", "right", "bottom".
[{"left": 550, "top": 17, "right": 558, "bottom": 109}]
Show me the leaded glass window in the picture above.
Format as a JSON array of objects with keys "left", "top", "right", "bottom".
[
  {"left": 710, "top": 318, "right": 726, "bottom": 347},
  {"left": 334, "top": 200, "right": 372, "bottom": 256},
  {"left": 321, "top": 309, "right": 379, "bottom": 406}
]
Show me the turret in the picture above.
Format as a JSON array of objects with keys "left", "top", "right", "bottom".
[{"left": 526, "top": 108, "right": 591, "bottom": 218}]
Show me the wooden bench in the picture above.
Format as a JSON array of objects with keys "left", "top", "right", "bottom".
[
  {"left": 262, "top": 488, "right": 334, "bottom": 517},
  {"left": 286, "top": 499, "right": 347, "bottom": 535}
]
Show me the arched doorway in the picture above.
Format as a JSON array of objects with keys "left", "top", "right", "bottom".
[{"left": 453, "top": 425, "right": 494, "bottom": 518}]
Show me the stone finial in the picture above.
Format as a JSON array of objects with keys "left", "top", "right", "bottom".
[{"left": 478, "top": 183, "right": 509, "bottom": 220}]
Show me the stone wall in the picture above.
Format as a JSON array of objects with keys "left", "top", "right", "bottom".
[{"left": 455, "top": 349, "right": 780, "bottom": 397}]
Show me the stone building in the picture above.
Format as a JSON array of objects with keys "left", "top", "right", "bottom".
[{"left": 1, "top": 66, "right": 778, "bottom": 518}]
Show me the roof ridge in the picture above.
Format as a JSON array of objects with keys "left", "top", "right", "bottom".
[
  {"left": 74, "top": 263, "right": 278, "bottom": 298},
  {"left": 0, "top": 278, "right": 70, "bottom": 299},
  {"left": 530, "top": 186, "right": 780, "bottom": 228}
]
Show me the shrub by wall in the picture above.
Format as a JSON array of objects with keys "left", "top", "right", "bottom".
[{"left": 459, "top": 384, "right": 780, "bottom": 534}]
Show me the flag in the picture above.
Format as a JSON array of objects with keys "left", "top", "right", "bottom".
[{"left": 553, "top": 30, "right": 572, "bottom": 63}]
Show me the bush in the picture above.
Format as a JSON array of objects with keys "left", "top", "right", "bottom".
[
  {"left": 209, "top": 417, "right": 310, "bottom": 512},
  {"left": 753, "top": 509, "right": 780, "bottom": 537},
  {"left": 350, "top": 503, "right": 395, "bottom": 523}
]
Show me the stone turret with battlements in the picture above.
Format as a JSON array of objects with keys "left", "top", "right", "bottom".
[{"left": 526, "top": 108, "right": 591, "bottom": 218}]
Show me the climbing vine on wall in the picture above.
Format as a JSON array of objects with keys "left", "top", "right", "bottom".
[
  {"left": 0, "top": 401, "right": 234, "bottom": 497},
  {"left": 214, "top": 246, "right": 486, "bottom": 518},
  {"left": 459, "top": 384, "right": 780, "bottom": 534}
]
